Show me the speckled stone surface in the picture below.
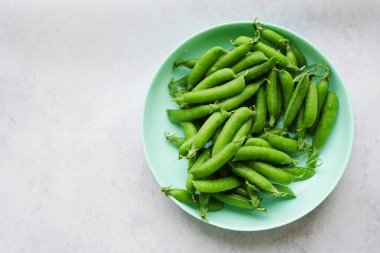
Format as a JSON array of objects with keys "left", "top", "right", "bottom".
[{"left": 0, "top": 1, "right": 379, "bottom": 252}]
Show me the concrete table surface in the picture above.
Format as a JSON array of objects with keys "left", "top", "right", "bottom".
[{"left": 0, "top": 1, "right": 379, "bottom": 252}]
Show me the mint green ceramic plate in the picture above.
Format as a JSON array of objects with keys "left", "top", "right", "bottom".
[{"left": 142, "top": 21, "right": 353, "bottom": 231}]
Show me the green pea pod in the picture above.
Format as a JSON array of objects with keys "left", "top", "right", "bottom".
[
  {"left": 251, "top": 85, "right": 267, "bottom": 133},
  {"left": 177, "top": 75, "right": 245, "bottom": 104},
  {"left": 193, "top": 68, "right": 236, "bottom": 91},
  {"left": 231, "top": 51, "right": 268, "bottom": 74},
  {"left": 245, "top": 138, "right": 272, "bottom": 148},
  {"left": 286, "top": 45, "right": 298, "bottom": 68},
  {"left": 309, "top": 78, "right": 329, "bottom": 133},
  {"left": 256, "top": 128, "right": 284, "bottom": 140},
  {"left": 174, "top": 59, "right": 198, "bottom": 69},
  {"left": 211, "top": 192, "right": 254, "bottom": 209},
  {"left": 245, "top": 181, "right": 266, "bottom": 211},
  {"left": 190, "top": 141, "right": 242, "bottom": 179},
  {"left": 252, "top": 42, "right": 292, "bottom": 68},
  {"left": 233, "top": 146, "right": 296, "bottom": 165},
  {"left": 188, "top": 111, "right": 230, "bottom": 158},
  {"left": 312, "top": 92, "right": 339, "bottom": 153},
  {"left": 207, "top": 42, "right": 253, "bottom": 76},
  {"left": 302, "top": 79, "right": 318, "bottom": 129},
  {"left": 246, "top": 161, "right": 295, "bottom": 185},
  {"left": 188, "top": 47, "right": 228, "bottom": 89},
  {"left": 253, "top": 21, "right": 288, "bottom": 52},
  {"left": 178, "top": 135, "right": 196, "bottom": 158},
  {"left": 164, "top": 132, "right": 186, "bottom": 147},
  {"left": 266, "top": 70, "right": 278, "bottom": 127},
  {"left": 291, "top": 43, "right": 307, "bottom": 68},
  {"left": 213, "top": 107, "right": 254, "bottom": 156},
  {"left": 219, "top": 81, "right": 263, "bottom": 111},
  {"left": 283, "top": 74, "right": 310, "bottom": 128},
  {"left": 239, "top": 57, "right": 278, "bottom": 82},
  {"left": 296, "top": 104, "right": 308, "bottom": 152},
  {"left": 192, "top": 177, "right": 241, "bottom": 193},
  {"left": 229, "top": 162, "right": 279, "bottom": 194},
  {"left": 181, "top": 122, "right": 198, "bottom": 139},
  {"left": 232, "top": 118, "right": 253, "bottom": 142},
  {"left": 272, "top": 184, "right": 296, "bottom": 198},
  {"left": 199, "top": 192, "right": 211, "bottom": 220},
  {"left": 167, "top": 103, "right": 220, "bottom": 123},
  {"left": 268, "top": 134, "right": 298, "bottom": 153},
  {"left": 275, "top": 75, "right": 283, "bottom": 122},
  {"left": 277, "top": 70, "right": 294, "bottom": 110}
]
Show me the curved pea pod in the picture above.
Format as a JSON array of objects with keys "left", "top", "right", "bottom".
[
  {"left": 188, "top": 47, "right": 227, "bottom": 89},
  {"left": 178, "top": 135, "right": 195, "bottom": 158},
  {"left": 246, "top": 161, "right": 295, "bottom": 185},
  {"left": 256, "top": 128, "right": 283, "bottom": 140},
  {"left": 207, "top": 42, "right": 253, "bottom": 76},
  {"left": 272, "top": 184, "right": 296, "bottom": 198},
  {"left": 295, "top": 105, "right": 308, "bottom": 152},
  {"left": 312, "top": 92, "right": 339, "bottom": 153},
  {"left": 283, "top": 74, "right": 310, "bottom": 128},
  {"left": 268, "top": 134, "right": 298, "bottom": 153},
  {"left": 229, "top": 162, "right": 279, "bottom": 194},
  {"left": 190, "top": 141, "right": 242, "bottom": 179},
  {"left": 192, "top": 68, "right": 236, "bottom": 91},
  {"left": 245, "top": 181, "right": 266, "bottom": 211},
  {"left": 192, "top": 177, "right": 241, "bottom": 193},
  {"left": 233, "top": 146, "right": 297, "bottom": 165},
  {"left": 231, "top": 51, "right": 268, "bottom": 74},
  {"left": 277, "top": 70, "right": 294, "bottom": 110},
  {"left": 309, "top": 78, "right": 329, "bottom": 133},
  {"left": 252, "top": 85, "right": 267, "bottom": 133},
  {"left": 164, "top": 132, "right": 186, "bottom": 147},
  {"left": 211, "top": 192, "right": 254, "bottom": 209},
  {"left": 219, "top": 81, "right": 263, "bottom": 111},
  {"left": 161, "top": 188, "right": 224, "bottom": 211},
  {"left": 167, "top": 103, "right": 220, "bottom": 123},
  {"left": 181, "top": 122, "right": 198, "bottom": 139},
  {"left": 213, "top": 107, "right": 254, "bottom": 156},
  {"left": 253, "top": 21, "right": 288, "bottom": 52},
  {"left": 174, "top": 59, "right": 198, "bottom": 69},
  {"left": 186, "top": 148, "right": 212, "bottom": 193},
  {"left": 302, "top": 79, "right": 318, "bottom": 129},
  {"left": 286, "top": 45, "right": 298, "bottom": 68},
  {"left": 199, "top": 192, "right": 211, "bottom": 220},
  {"left": 188, "top": 111, "right": 230, "bottom": 158},
  {"left": 252, "top": 42, "right": 293, "bottom": 68},
  {"left": 266, "top": 70, "right": 278, "bottom": 127},
  {"left": 283, "top": 167, "right": 316, "bottom": 181},
  {"left": 232, "top": 118, "right": 253, "bottom": 142},
  {"left": 245, "top": 138, "right": 272, "bottom": 148},
  {"left": 291, "top": 43, "right": 307, "bottom": 68},
  {"left": 177, "top": 75, "right": 245, "bottom": 104},
  {"left": 238, "top": 57, "right": 278, "bottom": 82}
]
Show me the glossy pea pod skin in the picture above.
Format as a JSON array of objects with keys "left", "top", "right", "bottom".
[
  {"left": 192, "top": 68, "right": 236, "bottom": 91},
  {"left": 302, "top": 79, "right": 318, "bottom": 129},
  {"left": 181, "top": 122, "right": 198, "bottom": 139},
  {"left": 291, "top": 43, "right": 307, "bottom": 68},
  {"left": 161, "top": 188, "right": 224, "bottom": 211},
  {"left": 229, "top": 162, "right": 279, "bottom": 193},
  {"left": 174, "top": 59, "right": 198, "bottom": 69},
  {"left": 233, "top": 146, "right": 296, "bottom": 165},
  {"left": 178, "top": 75, "right": 245, "bottom": 104},
  {"left": 178, "top": 135, "right": 196, "bottom": 158},
  {"left": 312, "top": 92, "right": 339, "bottom": 154},
  {"left": 192, "top": 177, "right": 241, "bottom": 193},
  {"left": 206, "top": 42, "right": 253, "bottom": 76},
  {"left": 246, "top": 161, "right": 295, "bottom": 185},
  {"left": 309, "top": 78, "right": 329, "bottom": 133},
  {"left": 272, "top": 184, "right": 296, "bottom": 198},
  {"left": 212, "top": 192, "right": 254, "bottom": 209},
  {"left": 296, "top": 104, "right": 306, "bottom": 146},
  {"left": 245, "top": 138, "right": 272, "bottom": 148},
  {"left": 254, "top": 22, "right": 288, "bottom": 52},
  {"left": 286, "top": 45, "right": 298, "bottom": 68},
  {"left": 232, "top": 118, "right": 253, "bottom": 142},
  {"left": 266, "top": 70, "right": 278, "bottom": 128},
  {"left": 252, "top": 42, "right": 292, "bottom": 68},
  {"left": 239, "top": 57, "right": 278, "bottom": 82},
  {"left": 187, "top": 47, "right": 227, "bottom": 89},
  {"left": 199, "top": 192, "right": 211, "bottom": 219},
  {"left": 268, "top": 134, "right": 298, "bottom": 153},
  {"left": 277, "top": 70, "right": 294, "bottom": 110},
  {"left": 186, "top": 148, "right": 211, "bottom": 194},
  {"left": 212, "top": 107, "right": 254, "bottom": 156},
  {"left": 245, "top": 182, "right": 266, "bottom": 211},
  {"left": 167, "top": 103, "right": 220, "bottom": 123},
  {"left": 251, "top": 85, "right": 267, "bottom": 133},
  {"left": 256, "top": 128, "right": 284, "bottom": 140},
  {"left": 190, "top": 141, "right": 242, "bottom": 179},
  {"left": 283, "top": 74, "right": 310, "bottom": 128},
  {"left": 164, "top": 132, "right": 186, "bottom": 147},
  {"left": 219, "top": 81, "right": 262, "bottom": 111},
  {"left": 231, "top": 51, "right": 268, "bottom": 74},
  {"left": 275, "top": 74, "right": 283, "bottom": 122},
  {"left": 188, "top": 111, "right": 230, "bottom": 158}
]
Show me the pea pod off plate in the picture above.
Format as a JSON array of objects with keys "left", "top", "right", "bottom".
[{"left": 142, "top": 21, "right": 353, "bottom": 231}]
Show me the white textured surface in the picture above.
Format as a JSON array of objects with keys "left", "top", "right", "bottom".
[{"left": 0, "top": 1, "right": 379, "bottom": 252}]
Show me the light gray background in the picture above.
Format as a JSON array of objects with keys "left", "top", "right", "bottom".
[{"left": 0, "top": 0, "right": 379, "bottom": 252}]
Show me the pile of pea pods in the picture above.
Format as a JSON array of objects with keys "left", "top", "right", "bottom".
[{"left": 162, "top": 20, "right": 339, "bottom": 220}]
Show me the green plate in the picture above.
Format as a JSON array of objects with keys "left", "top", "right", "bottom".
[{"left": 142, "top": 21, "right": 353, "bottom": 231}]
